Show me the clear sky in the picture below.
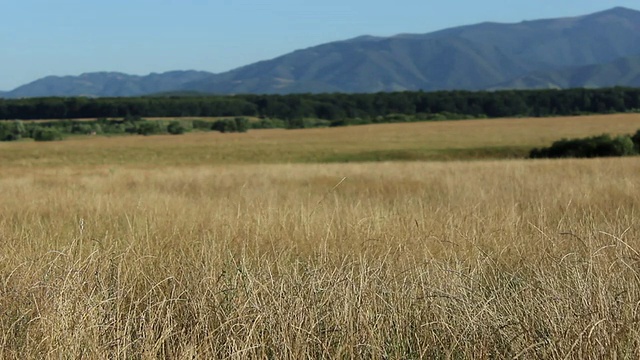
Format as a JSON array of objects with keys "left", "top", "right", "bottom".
[{"left": 1, "top": 0, "right": 638, "bottom": 90}]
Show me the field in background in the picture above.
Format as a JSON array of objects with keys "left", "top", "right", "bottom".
[
  {"left": 1, "top": 115, "right": 640, "bottom": 358},
  {"left": 2, "top": 113, "right": 640, "bottom": 167}
]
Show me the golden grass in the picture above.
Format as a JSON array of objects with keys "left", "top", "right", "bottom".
[
  {"left": 1, "top": 157, "right": 639, "bottom": 358},
  {"left": 3, "top": 113, "right": 640, "bottom": 167},
  {"left": 1, "top": 115, "right": 640, "bottom": 358}
]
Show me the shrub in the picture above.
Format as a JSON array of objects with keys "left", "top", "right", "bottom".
[
  {"left": 303, "top": 118, "right": 330, "bottom": 128},
  {"left": 0, "top": 120, "right": 26, "bottom": 141},
  {"left": 33, "top": 127, "right": 63, "bottom": 142},
  {"left": 285, "top": 118, "right": 306, "bottom": 129},
  {"left": 192, "top": 120, "right": 212, "bottom": 130},
  {"left": 234, "top": 117, "right": 249, "bottom": 133},
  {"left": 91, "top": 123, "right": 103, "bottom": 135},
  {"left": 167, "top": 121, "right": 186, "bottom": 135},
  {"left": 251, "top": 118, "right": 286, "bottom": 129},
  {"left": 329, "top": 118, "right": 372, "bottom": 127},
  {"left": 212, "top": 119, "right": 236, "bottom": 133},
  {"left": 70, "top": 122, "right": 94, "bottom": 135},
  {"left": 611, "top": 135, "right": 636, "bottom": 156},
  {"left": 530, "top": 134, "right": 637, "bottom": 159},
  {"left": 384, "top": 114, "right": 410, "bottom": 123},
  {"left": 632, "top": 129, "right": 640, "bottom": 152},
  {"left": 212, "top": 118, "right": 249, "bottom": 133},
  {"left": 249, "top": 118, "right": 287, "bottom": 129},
  {"left": 329, "top": 119, "right": 349, "bottom": 127},
  {"left": 136, "top": 121, "right": 165, "bottom": 136},
  {"left": 123, "top": 121, "right": 140, "bottom": 134},
  {"left": 103, "top": 123, "right": 126, "bottom": 134},
  {"left": 13, "top": 120, "right": 26, "bottom": 138},
  {"left": 119, "top": 119, "right": 163, "bottom": 136},
  {"left": 252, "top": 118, "right": 275, "bottom": 129}
]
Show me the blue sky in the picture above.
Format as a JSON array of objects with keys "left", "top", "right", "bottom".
[{"left": 1, "top": 0, "right": 638, "bottom": 90}]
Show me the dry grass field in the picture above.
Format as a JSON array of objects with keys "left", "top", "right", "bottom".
[
  {"left": 3, "top": 113, "right": 640, "bottom": 167},
  {"left": 1, "top": 114, "right": 640, "bottom": 358}
]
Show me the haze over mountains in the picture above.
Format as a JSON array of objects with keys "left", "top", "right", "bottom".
[
  {"left": 2, "top": 71, "right": 212, "bottom": 99},
  {"left": 2, "top": 7, "right": 640, "bottom": 98}
]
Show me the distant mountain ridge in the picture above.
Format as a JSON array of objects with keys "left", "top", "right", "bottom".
[
  {"left": 4, "top": 71, "right": 213, "bottom": 98},
  {"left": 2, "top": 7, "right": 640, "bottom": 98},
  {"left": 182, "top": 6, "right": 640, "bottom": 94}
]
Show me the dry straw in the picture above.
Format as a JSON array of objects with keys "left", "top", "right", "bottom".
[{"left": 0, "top": 157, "right": 638, "bottom": 358}]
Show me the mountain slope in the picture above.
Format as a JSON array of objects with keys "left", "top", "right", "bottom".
[
  {"left": 491, "top": 55, "right": 640, "bottom": 89},
  {"left": 185, "top": 37, "right": 531, "bottom": 93},
  {"left": 184, "top": 6, "right": 640, "bottom": 94},
  {"left": 419, "top": 7, "right": 640, "bottom": 69},
  {"left": 4, "top": 71, "right": 213, "bottom": 98}
]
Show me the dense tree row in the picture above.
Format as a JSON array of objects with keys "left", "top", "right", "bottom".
[{"left": 1, "top": 88, "right": 640, "bottom": 127}]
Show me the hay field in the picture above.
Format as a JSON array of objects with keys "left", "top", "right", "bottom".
[{"left": 1, "top": 115, "right": 640, "bottom": 358}]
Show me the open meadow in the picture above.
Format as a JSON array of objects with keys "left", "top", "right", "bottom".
[
  {"left": 4, "top": 113, "right": 640, "bottom": 166},
  {"left": 1, "top": 114, "right": 640, "bottom": 358}
]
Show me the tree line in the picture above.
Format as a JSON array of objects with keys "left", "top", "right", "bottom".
[
  {"left": 1, "top": 88, "right": 639, "bottom": 128},
  {"left": 0, "top": 116, "right": 257, "bottom": 142}
]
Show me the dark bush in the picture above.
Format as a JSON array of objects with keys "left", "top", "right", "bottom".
[
  {"left": 330, "top": 118, "right": 372, "bottom": 127},
  {"left": 167, "top": 121, "right": 186, "bottom": 135},
  {"left": 285, "top": 118, "right": 306, "bottom": 129},
  {"left": 530, "top": 134, "right": 637, "bottom": 159},
  {"left": 0, "top": 120, "right": 26, "bottom": 141},
  {"left": 329, "top": 119, "right": 349, "bottom": 127},
  {"left": 212, "top": 119, "right": 236, "bottom": 133},
  {"left": 632, "top": 129, "right": 640, "bottom": 152},
  {"left": 212, "top": 117, "right": 249, "bottom": 133},
  {"left": 123, "top": 121, "right": 140, "bottom": 134},
  {"left": 234, "top": 117, "right": 249, "bottom": 133},
  {"left": 136, "top": 121, "right": 165, "bottom": 136},
  {"left": 33, "top": 127, "right": 63, "bottom": 142}
]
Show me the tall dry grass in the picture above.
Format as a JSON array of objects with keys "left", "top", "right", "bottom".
[{"left": 0, "top": 157, "right": 639, "bottom": 358}]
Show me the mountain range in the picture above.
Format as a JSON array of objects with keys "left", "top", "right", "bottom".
[
  {"left": 2, "top": 7, "right": 640, "bottom": 98},
  {"left": 2, "top": 71, "right": 213, "bottom": 98}
]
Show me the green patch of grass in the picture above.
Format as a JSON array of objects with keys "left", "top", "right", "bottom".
[
  {"left": 319, "top": 146, "right": 530, "bottom": 163},
  {"left": 433, "top": 146, "right": 532, "bottom": 160},
  {"left": 320, "top": 149, "right": 431, "bottom": 163}
]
